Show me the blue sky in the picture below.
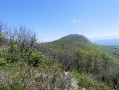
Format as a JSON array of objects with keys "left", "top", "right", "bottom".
[{"left": 0, "top": 0, "right": 119, "bottom": 42}]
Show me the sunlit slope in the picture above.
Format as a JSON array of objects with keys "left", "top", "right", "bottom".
[
  {"left": 41, "top": 34, "right": 119, "bottom": 66},
  {"left": 98, "top": 46, "right": 119, "bottom": 60}
]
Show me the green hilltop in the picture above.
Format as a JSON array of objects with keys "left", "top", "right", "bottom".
[{"left": 41, "top": 34, "right": 92, "bottom": 49}]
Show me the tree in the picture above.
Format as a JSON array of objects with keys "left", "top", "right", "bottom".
[
  {"left": 0, "top": 22, "right": 7, "bottom": 45},
  {"left": 5, "top": 25, "right": 37, "bottom": 54},
  {"left": 15, "top": 26, "right": 37, "bottom": 53}
]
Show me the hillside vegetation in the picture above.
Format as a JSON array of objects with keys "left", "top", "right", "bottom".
[
  {"left": 98, "top": 46, "right": 119, "bottom": 60},
  {"left": 0, "top": 23, "right": 119, "bottom": 90},
  {"left": 40, "top": 34, "right": 119, "bottom": 89}
]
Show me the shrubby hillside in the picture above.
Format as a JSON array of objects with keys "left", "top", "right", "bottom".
[
  {"left": 0, "top": 23, "right": 119, "bottom": 90},
  {"left": 40, "top": 34, "right": 119, "bottom": 90}
]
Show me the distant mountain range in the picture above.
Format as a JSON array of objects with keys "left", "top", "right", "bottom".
[{"left": 93, "top": 39, "right": 119, "bottom": 46}]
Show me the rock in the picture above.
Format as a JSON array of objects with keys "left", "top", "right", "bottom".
[{"left": 65, "top": 72, "right": 79, "bottom": 90}]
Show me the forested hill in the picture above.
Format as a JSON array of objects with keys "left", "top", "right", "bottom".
[
  {"left": 40, "top": 34, "right": 119, "bottom": 90},
  {"left": 41, "top": 34, "right": 92, "bottom": 49}
]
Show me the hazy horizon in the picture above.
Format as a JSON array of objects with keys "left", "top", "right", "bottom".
[{"left": 39, "top": 34, "right": 119, "bottom": 43}]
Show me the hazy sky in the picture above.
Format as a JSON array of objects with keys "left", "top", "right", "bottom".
[{"left": 0, "top": 0, "right": 119, "bottom": 42}]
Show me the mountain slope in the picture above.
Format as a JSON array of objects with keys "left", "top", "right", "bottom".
[
  {"left": 98, "top": 46, "right": 119, "bottom": 60},
  {"left": 41, "top": 34, "right": 93, "bottom": 50},
  {"left": 40, "top": 34, "right": 119, "bottom": 90}
]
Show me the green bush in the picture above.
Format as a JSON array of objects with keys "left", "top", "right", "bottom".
[
  {"left": 9, "top": 44, "right": 20, "bottom": 53},
  {"left": 0, "top": 58, "right": 6, "bottom": 66},
  {"left": 0, "top": 33, "right": 4, "bottom": 45},
  {"left": 6, "top": 55, "right": 20, "bottom": 63},
  {"left": 21, "top": 46, "right": 33, "bottom": 58},
  {"left": 0, "top": 46, "right": 8, "bottom": 58},
  {"left": 6, "top": 44, "right": 20, "bottom": 63},
  {"left": 72, "top": 71, "right": 110, "bottom": 90},
  {"left": 30, "top": 51, "right": 44, "bottom": 67}
]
